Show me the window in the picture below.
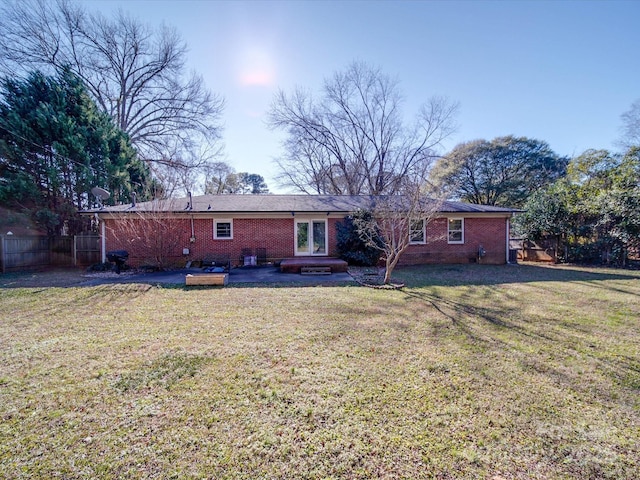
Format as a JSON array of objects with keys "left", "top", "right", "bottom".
[
  {"left": 409, "top": 219, "right": 426, "bottom": 244},
  {"left": 448, "top": 218, "right": 464, "bottom": 244},
  {"left": 214, "top": 219, "right": 233, "bottom": 239}
]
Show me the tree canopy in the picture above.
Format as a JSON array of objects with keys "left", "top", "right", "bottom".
[
  {"left": 0, "top": 0, "right": 225, "bottom": 192},
  {"left": 204, "top": 163, "right": 269, "bottom": 195},
  {"left": 432, "top": 136, "right": 568, "bottom": 208},
  {"left": 232, "top": 173, "right": 270, "bottom": 195},
  {"left": 0, "top": 69, "right": 151, "bottom": 235},
  {"left": 515, "top": 148, "right": 640, "bottom": 265},
  {"left": 268, "top": 61, "right": 458, "bottom": 195}
]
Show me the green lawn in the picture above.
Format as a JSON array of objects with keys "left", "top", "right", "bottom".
[{"left": 1, "top": 264, "right": 638, "bottom": 479}]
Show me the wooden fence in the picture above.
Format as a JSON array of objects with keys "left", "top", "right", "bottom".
[
  {"left": 73, "top": 235, "right": 102, "bottom": 267},
  {"left": 0, "top": 234, "right": 101, "bottom": 273},
  {"left": 510, "top": 237, "right": 557, "bottom": 263}
]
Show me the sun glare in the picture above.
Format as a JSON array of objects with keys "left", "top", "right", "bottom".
[{"left": 238, "top": 46, "right": 276, "bottom": 87}]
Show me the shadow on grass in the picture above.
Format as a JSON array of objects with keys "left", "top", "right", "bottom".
[
  {"left": 399, "top": 264, "right": 640, "bottom": 394},
  {"left": 1, "top": 262, "right": 638, "bottom": 290},
  {"left": 402, "top": 285, "right": 527, "bottom": 345},
  {"left": 393, "top": 262, "right": 640, "bottom": 288}
]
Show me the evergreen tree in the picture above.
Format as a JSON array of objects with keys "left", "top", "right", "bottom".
[
  {"left": 336, "top": 210, "right": 382, "bottom": 267},
  {"left": 0, "top": 69, "right": 151, "bottom": 234}
]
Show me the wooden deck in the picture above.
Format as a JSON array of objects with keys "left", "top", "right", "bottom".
[{"left": 279, "top": 257, "right": 348, "bottom": 274}]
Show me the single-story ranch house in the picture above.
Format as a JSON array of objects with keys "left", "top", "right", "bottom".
[{"left": 85, "top": 194, "right": 517, "bottom": 269}]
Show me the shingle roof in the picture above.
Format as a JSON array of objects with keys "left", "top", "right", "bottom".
[
  {"left": 439, "top": 201, "right": 519, "bottom": 213},
  {"left": 86, "top": 194, "right": 518, "bottom": 214}
]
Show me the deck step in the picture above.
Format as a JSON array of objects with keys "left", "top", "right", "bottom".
[
  {"left": 300, "top": 266, "right": 332, "bottom": 275},
  {"left": 280, "top": 257, "right": 348, "bottom": 274}
]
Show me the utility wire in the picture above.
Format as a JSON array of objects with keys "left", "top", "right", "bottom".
[{"left": 0, "top": 122, "right": 97, "bottom": 174}]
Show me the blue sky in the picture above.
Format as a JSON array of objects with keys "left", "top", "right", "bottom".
[{"left": 83, "top": 0, "right": 640, "bottom": 192}]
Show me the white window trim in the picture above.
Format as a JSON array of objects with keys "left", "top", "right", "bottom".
[
  {"left": 409, "top": 218, "right": 426, "bottom": 245},
  {"left": 448, "top": 218, "right": 464, "bottom": 244},
  {"left": 213, "top": 219, "right": 233, "bottom": 240}
]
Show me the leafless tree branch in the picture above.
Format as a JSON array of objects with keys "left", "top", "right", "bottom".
[
  {"left": 0, "top": 0, "right": 225, "bottom": 193},
  {"left": 268, "top": 61, "right": 458, "bottom": 196}
]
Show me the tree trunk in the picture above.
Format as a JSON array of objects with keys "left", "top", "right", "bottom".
[{"left": 383, "top": 252, "right": 402, "bottom": 284}]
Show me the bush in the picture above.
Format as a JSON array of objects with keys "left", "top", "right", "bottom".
[
  {"left": 336, "top": 212, "right": 381, "bottom": 266},
  {"left": 87, "top": 262, "right": 112, "bottom": 272},
  {"left": 565, "top": 238, "right": 627, "bottom": 266}
]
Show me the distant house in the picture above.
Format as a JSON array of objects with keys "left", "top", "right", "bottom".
[{"left": 84, "top": 194, "right": 517, "bottom": 268}]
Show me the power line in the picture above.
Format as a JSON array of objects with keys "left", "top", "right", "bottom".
[{"left": 0, "top": 122, "right": 97, "bottom": 174}]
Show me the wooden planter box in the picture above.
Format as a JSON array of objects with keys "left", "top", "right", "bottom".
[{"left": 185, "top": 273, "right": 228, "bottom": 286}]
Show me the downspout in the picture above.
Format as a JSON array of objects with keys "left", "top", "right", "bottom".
[
  {"left": 189, "top": 192, "right": 195, "bottom": 242},
  {"left": 101, "top": 218, "right": 106, "bottom": 263},
  {"left": 506, "top": 217, "right": 510, "bottom": 264}
]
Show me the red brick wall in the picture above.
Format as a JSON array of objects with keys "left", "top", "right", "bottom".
[
  {"left": 103, "top": 216, "right": 343, "bottom": 267},
  {"left": 204, "top": 218, "right": 295, "bottom": 264},
  {"left": 104, "top": 217, "right": 192, "bottom": 268},
  {"left": 399, "top": 217, "right": 509, "bottom": 265},
  {"left": 103, "top": 215, "right": 509, "bottom": 267}
]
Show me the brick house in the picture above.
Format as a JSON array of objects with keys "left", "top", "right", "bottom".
[{"left": 86, "top": 194, "right": 517, "bottom": 268}]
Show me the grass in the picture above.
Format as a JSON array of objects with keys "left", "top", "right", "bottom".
[{"left": 0, "top": 263, "right": 638, "bottom": 479}]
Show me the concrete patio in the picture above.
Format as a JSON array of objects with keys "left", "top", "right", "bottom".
[{"left": 80, "top": 265, "right": 355, "bottom": 287}]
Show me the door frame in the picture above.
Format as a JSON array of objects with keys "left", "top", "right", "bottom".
[{"left": 294, "top": 218, "right": 328, "bottom": 256}]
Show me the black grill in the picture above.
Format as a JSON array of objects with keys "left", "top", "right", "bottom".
[{"left": 106, "top": 250, "right": 129, "bottom": 274}]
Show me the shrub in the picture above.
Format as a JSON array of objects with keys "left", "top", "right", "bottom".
[{"left": 336, "top": 211, "right": 381, "bottom": 266}]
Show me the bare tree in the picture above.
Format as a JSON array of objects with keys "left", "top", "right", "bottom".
[
  {"left": 161, "top": 142, "right": 225, "bottom": 196},
  {"left": 355, "top": 167, "right": 444, "bottom": 284},
  {"left": 273, "top": 134, "right": 336, "bottom": 194},
  {"left": 268, "top": 61, "right": 458, "bottom": 195},
  {"left": 203, "top": 161, "right": 238, "bottom": 195},
  {"left": 107, "top": 199, "right": 186, "bottom": 269},
  {"left": 269, "top": 62, "right": 455, "bottom": 283},
  {"left": 202, "top": 163, "right": 269, "bottom": 194},
  {"left": 619, "top": 99, "right": 640, "bottom": 149},
  {"left": 0, "top": 0, "right": 224, "bottom": 191}
]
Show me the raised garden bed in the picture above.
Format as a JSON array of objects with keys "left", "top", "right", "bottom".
[{"left": 185, "top": 273, "right": 228, "bottom": 286}]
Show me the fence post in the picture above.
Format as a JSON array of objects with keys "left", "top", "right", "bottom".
[{"left": 73, "top": 235, "right": 77, "bottom": 267}]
